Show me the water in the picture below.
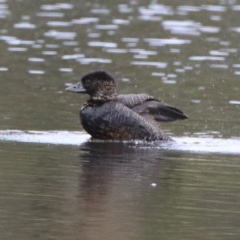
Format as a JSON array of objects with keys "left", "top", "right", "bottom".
[{"left": 1, "top": 0, "right": 240, "bottom": 239}]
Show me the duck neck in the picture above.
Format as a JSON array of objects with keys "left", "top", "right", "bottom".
[{"left": 91, "top": 87, "right": 117, "bottom": 101}]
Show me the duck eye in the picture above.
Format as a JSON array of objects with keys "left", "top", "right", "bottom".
[{"left": 84, "top": 79, "right": 91, "bottom": 86}]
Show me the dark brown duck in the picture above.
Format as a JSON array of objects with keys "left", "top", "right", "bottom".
[{"left": 66, "top": 71, "right": 188, "bottom": 141}]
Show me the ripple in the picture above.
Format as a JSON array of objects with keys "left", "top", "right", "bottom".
[
  {"left": 37, "top": 12, "right": 64, "bottom": 18},
  {"left": 145, "top": 38, "right": 191, "bottom": 46},
  {"left": 104, "top": 48, "right": 128, "bottom": 54},
  {"left": 41, "top": 3, "right": 73, "bottom": 11},
  {"left": 162, "top": 79, "right": 176, "bottom": 84},
  {"left": 210, "top": 64, "right": 228, "bottom": 69},
  {"left": 232, "top": 5, "right": 240, "bottom": 11},
  {"left": 72, "top": 18, "right": 99, "bottom": 24},
  {"left": 139, "top": 4, "right": 173, "bottom": 16},
  {"left": 202, "top": 5, "right": 226, "bottom": 12},
  {"left": 0, "top": 130, "right": 239, "bottom": 154},
  {"left": 134, "top": 55, "right": 148, "bottom": 59},
  {"left": 62, "top": 54, "right": 84, "bottom": 60},
  {"left": 95, "top": 24, "right": 118, "bottom": 30},
  {"left": 131, "top": 61, "right": 167, "bottom": 68},
  {"left": 220, "top": 41, "right": 230, "bottom": 46},
  {"left": 230, "top": 27, "right": 240, "bottom": 33},
  {"left": 167, "top": 74, "right": 177, "bottom": 78},
  {"left": 32, "top": 44, "right": 42, "bottom": 49},
  {"left": 44, "top": 30, "right": 76, "bottom": 40},
  {"left": 46, "top": 21, "right": 71, "bottom": 27},
  {"left": 0, "top": 67, "right": 8, "bottom": 71},
  {"left": 209, "top": 50, "right": 229, "bottom": 56},
  {"left": 210, "top": 16, "right": 222, "bottom": 21},
  {"left": 59, "top": 68, "right": 72, "bottom": 72},
  {"left": 28, "top": 70, "right": 45, "bottom": 75},
  {"left": 63, "top": 41, "right": 78, "bottom": 46},
  {"left": 88, "top": 41, "right": 117, "bottom": 48},
  {"left": 177, "top": 5, "right": 200, "bottom": 12},
  {"left": 121, "top": 37, "right": 139, "bottom": 42},
  {"left": 220, "top": 48, "right": 237, "bottom": 53},
  {"left": 77, "top": 58, "right": 112, "bottom": 64},
  {"left": 233, "top": 64, "right": 240, "bottom": 68},
  {"left": 91, "top": 9, "right": 110, "bottom": 15},
  {"left": 8, "top": 47, "right": 27, "bottom": 52},
  {"left": 3, "top": 38, "right": 34, "bottom": 46},
  {"left": 0, "top": 5, "right": 9, "bottom": 18},
  {"left": 162, "top": 20, "right": 200, "bottom": 35},
  {"left": 129, "top": 49, "right": 157, "bottom": 55},
  {"left": 45, "top": 44, "right": 59, "bottom": 49},
  {"left": 0, "top": 34, "right": 14, "bottom": 41},
  {"left": 189, "top": 56, "right": 225, "bottom": 61},
  {"left": 191, "top": 100, "right": 201, "bottom": 103},
  {"left": 152, "top": 72, "right": 165, "bottom": 77},
  {"left": 42, "top": 51, "right": 57, "bottom": 55},
  {"left": 112, "top": 19, "right": 129, "bottom": 25},
  {"left": 118, "top": 4, "right": 133, "bottom": 13},
  {"left": 184, "top": 66, "right": 193, "bottom": 70},
  {"left": 14, "top": 22, "right": 36, "bottom": 29},
  {"left": 175, "top": 69, "right": 185, "bottom": 73},
  {"left": 88, "top": 33, "right": 101, "bottom": 38},
  {"left": 229, "top": 100, "right": 240, "bottom": 105},
  {"left": 0, "top": 130, "right": 89, "bottom": 145},
  {"left": 200, "top": 26, "right": 220, "bottom": 33},
  {"left": 28, "top": 57, "right": 45, "bottom": 62},
  {"left": 173, "top": 137, "right": 240, "bottom": 154},
  {"left": 138, "top": 15, "right": 162, "bottom": 21}
]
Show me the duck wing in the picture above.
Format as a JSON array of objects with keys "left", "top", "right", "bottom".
[{"left": 117, "top": 94, "right": 188, "bottom": 122}]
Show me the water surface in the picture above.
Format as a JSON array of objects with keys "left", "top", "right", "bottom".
[{"left": 0, "top": 0, "right": 240, "bottom": 239}]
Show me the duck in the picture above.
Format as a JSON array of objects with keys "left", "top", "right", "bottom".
[{"left": 65, "top": 71, "right": 188, "bottom": 141}]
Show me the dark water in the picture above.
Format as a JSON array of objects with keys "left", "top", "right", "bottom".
[{"left": 1, "top": 0, "right": 240, "bottom": 239}]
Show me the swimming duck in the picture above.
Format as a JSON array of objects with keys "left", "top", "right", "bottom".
[{"left": 66, "top": 71, "right": 188, "bottom": 141}]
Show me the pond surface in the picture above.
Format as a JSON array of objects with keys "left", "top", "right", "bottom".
[{"left": 0, "top": 0, "right": 240, "bottom": 239}]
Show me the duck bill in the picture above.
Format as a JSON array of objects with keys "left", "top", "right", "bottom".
[{"left": 65, "top": 82, "right": 87, "bottom": 94}]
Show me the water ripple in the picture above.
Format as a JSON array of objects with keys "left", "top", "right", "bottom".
[
  {"left": 229, "top": 100, "right": 240, "bottom": 105},
  {"left": 162, "top": 20, "right": 200, "bottom": 35},
  {"left": 145, "top": 38, "right": 191, "bottom": 46},
  {"left": 77, "top": 58, "right": 112, "bottom": 64},
  {"left": 91, "top": 9, "right": 110, "bottom": 15},
  {"left": 46, "top": 21, "right": 71, "bottom": 27},
  {"left": 28, "top": 58, "right": 45, "bottom": 62},
  {"left": 177, "top": 6, "right": 200, "bottom": 12},
  {"left": 112, "top": 19, "right": 129, "bottom": 25},
  {"left": 37, "top": 12, "right": 64, "bottom": 18},
  {"left": 200, "top": 26, "right": 220, "bottom": 33},
  {"left": 14, "top": 22, "right": 36, "bottom": 29},
  {"left": 44, "top": 30, "right": 76, "bottom": 40},
  {"left": 72, "top": 17, "right": 99, "bottom": 24},
  {"left": 131, "top": 61, "right": 167, "bottom": 68},
  {"left": 202, "top": 5, "right": 226, "bottom": 12},
  {"left": 140, "top": 4, "right": 173, "bottom": 16},
  {"left": 0, "top": 130, "right": 239, "bottom": 155},
  {"left": 41, "top": 3, "right": 73, "bottom": 11},
  {"left": 8, "top": 47, "right": 27, "bottom": 52},
  {"left": 62, "top": 54, "right": 84, "bottom": 60},
  {"left": 95, "top": 24, "right": 118, "bottom": 30},
  {"left": 88, "top": 41, "right": 117, "bottom": 48},
  {"left": 28, "top": 70, "right": 45, "bottom": 75},
  {"left": 189, "top": 56, "right": 225, "bottom": 61}
]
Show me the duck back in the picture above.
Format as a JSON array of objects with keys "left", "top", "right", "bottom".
[{"left": 80, "top": 100, "right": 171, "bottom": 141}]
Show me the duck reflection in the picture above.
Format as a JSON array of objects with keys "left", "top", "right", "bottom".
[{"left": 76, "top": 141, "right": 182, "bottom": 240}]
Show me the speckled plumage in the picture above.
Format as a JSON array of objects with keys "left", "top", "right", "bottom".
[{"left": 66, "top": 71, "right": 188, "bottom": 141}]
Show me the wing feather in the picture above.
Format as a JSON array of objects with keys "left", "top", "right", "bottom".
[{"left": 117, "top": 94, "right": 188, "bottom": 122}]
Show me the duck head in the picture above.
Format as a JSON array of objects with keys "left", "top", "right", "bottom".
[{"left": 66, "top": 71, "right": 117, "bottom": 100}]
